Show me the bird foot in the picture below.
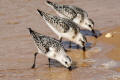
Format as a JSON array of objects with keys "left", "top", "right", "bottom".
[{"left": 31, "top": 64, "right": 35, "bottom": 69}]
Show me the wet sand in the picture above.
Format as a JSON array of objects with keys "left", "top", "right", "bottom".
[
  {"left": 0, "top": 0, "right": 120, "bottom": 80},
  {"left": 99, "top": 27, "right": 120, "bottom": 73}
]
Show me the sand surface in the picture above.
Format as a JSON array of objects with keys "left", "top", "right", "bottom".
[{"left": 0, "top": 0, "right": 120, "bottom": 80}]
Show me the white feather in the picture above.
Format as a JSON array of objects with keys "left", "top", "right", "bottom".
[
  {"left": 45, "top": 21, "right": 61, "bottom": 36},
  {"left": 73, "top": 14, "right": 81, "bottom": 25}
]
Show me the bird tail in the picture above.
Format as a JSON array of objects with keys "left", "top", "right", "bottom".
[
  {"left": 37, "top": 9, "right": 45, "bottom": 17},
  {"left": 28, "top": 28, "right": 39, "bottom": 41},
  {"left": 37, "top": 9, "right": 53, "bottom": 22},
  {"left": 28, "top": 28, "right": 35, "bottom": 35},
  {"left": 46, "top": 0, "right": 58, "bottom": 8}
]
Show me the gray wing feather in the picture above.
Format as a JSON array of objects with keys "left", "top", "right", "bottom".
[
  {"left": 46, "top": 0, "right": 77, "bottom": 20},
  {"left": 37, "top": 9, "right": 70, "bottom": 33},
  {"left": 46, "top": 1, "right": 88, "bottom": 21},
  {"left": 37, "top": 9, "right": 80, "bottom": 34},
  {"left": 54, "top": 5, "right": 77, "bottom": 20},
  {"left": 28, "top": 28, "right": 62, "bottom": 53},
  {"left": 68, "top": 6, "right": 88, "bottom": 20}
]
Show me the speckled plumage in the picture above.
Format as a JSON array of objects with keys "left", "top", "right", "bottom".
[
  {"left": 37, "top": 9, "right": 81, "bottom": 38},
  {"left": 28, "top": 28, "right": 64, "bottom": 54},
  {"left": 46, "top": 0, "right": 88, "bottom": 22},
  {"left": 46, "top": 0, "right": 97, "bottom": 38},
  {"left": 37, "top": 9, "right": 87, "bottom": 49},
  {"left": 28, "top": 28, "right": 72, "bottom": 69}
]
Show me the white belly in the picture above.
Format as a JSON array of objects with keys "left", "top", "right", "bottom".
[
  {"left": 61, "top": 28, "right": 75, "bottom": 41},
  {"left": 73, "top": 17, "right": 81, "bottom": 25}
]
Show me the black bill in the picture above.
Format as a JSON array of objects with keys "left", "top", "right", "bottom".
[
  {"left": 67, "top": 66, "right": 72, "bottom": 71},
  {"left": 92, "top": 29, "right": 98, "bottom": 38}
]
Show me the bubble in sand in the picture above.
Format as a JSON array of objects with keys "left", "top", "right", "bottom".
[
  {"left": 91, "top": 47, "right": 102, "bottom": 53},
  {"left": 112, "top": 74, "right": 120, "bottom": 80},
  {"left": 105, "top": 33, "right": 113, "bottom": 38},
  {"left": 101, "top": 61, "right": 117, "bottom": 69}
]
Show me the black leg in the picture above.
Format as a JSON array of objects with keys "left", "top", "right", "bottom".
[
  {"left": 69, "top": 41, "right": 72, "bottom": 48},
  {"left": 48, "top": 58, "right": 51, "bottom": 68},
  {"left": 82, "top": 47, "right": 86, "bottom": 59},
  {"left": 31, "top": 52, "right": 38, "bottom": 69},
  {"left": 94, "top": 34, "right": 98, "bottom": 38},
  {"left": 59, "top": 37, "right": 63, "bottom": 42}
]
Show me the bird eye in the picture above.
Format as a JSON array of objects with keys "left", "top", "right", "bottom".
[
  {"left": 65, "top": 61, "right": 68, "bottom": 64},
  {"left": 89, "top": 25, "right": 91, "bottom": 27}
]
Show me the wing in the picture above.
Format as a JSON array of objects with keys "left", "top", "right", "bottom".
[
  {"left": 55, "top": 18, "right": 70, "bottom": 33},
  {"left": 36, "top": 41, "right": 50, "bottom": 54},
  {"left": 46, "top": 1, "right": 77, "bottom": 20},
  {"left": 70, "top": 6, "right": 88, "bottom": 19},
  {"left": 55, "top": 5, "right": 77, "bottom": 20},
  {"left": 37, "top": 10, "right": 70, "bottom": 33},
  {"left": 64, "top": 19, "right": 80, "bottom": 33}
]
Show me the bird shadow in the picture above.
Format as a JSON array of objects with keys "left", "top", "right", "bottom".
[
  {"left": 62, "top": 41, "right": 92, "bottom": 51},
  {"left": 61, "top": 29, "right": 102, "bottom": 51},
  {"left": 80, "top": 29, "right": 102, "bottom": 37},
  {"left": 46, "top": 60, "right": 77, "bottom": 70}
]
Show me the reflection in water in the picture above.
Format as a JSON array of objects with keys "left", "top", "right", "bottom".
[
  {"left": 1, "top": 34, "right": 120, "bottom": 80},
  {"left": 80, "top": 29, "right": 102, "bottom": 38},
  {"left": 46, "top": 68, "right": 72, "bottom": 80},
  {"left": 62, "top": 41, "right": 92, "bottom": 50},
  {"left": 29, "top": 67, "right": 73, "bottom": 80}
]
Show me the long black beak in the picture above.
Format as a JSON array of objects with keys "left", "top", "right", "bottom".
[
  {"left": 92, "top": 29, "right": 98, "bottom": 38},
  {"left": 67, "top": 66, "right": 72, "bottom": 71}
]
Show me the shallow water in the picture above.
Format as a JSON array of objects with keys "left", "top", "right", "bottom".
[{"left": 0, "top": 0, "right": 120, "bottom": 80}]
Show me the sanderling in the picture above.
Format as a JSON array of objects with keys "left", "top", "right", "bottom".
[
  {"left": 28, "top": 28, "right": 72, "bottom": 70},
  {"left": 46, "top": 0, "right": 97, "bottom": 38},
  {"left": 37, "top": 9, "right": 87, "bottom": 52}
]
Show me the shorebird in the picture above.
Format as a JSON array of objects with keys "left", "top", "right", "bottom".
[
  {"left": 46, "top": 0, "right": 97, "bottom": 38},
  {"left": 28, "top": 28, "right": 72, "bottom": 70},
  {"left": 37, "top": 9, "right": 87, "bottom": 52}
]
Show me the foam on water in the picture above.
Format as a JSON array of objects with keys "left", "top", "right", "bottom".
[
  {"left": 81, "top": 42, "right": 120, "bottom": 80},
  {"left": 59, "top": 41, "right": 120, "bottom": 80},
  {"left": 101, "top": 60, "right": 119, "bottom": 69}
]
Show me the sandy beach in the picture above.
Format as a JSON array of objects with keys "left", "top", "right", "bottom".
[{"left": 0, "top": 0, "right": 120, "bottom": 80}]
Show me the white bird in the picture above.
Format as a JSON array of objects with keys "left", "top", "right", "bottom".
[
  {"left": 46, "top": 0, "right": 97, "bottom": 38},
  {"left": 28, "top": 28, "right": 72, "bottom": 70},
  {"left": 37, "top": 9, "right": 87, "bottom": 52}
]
